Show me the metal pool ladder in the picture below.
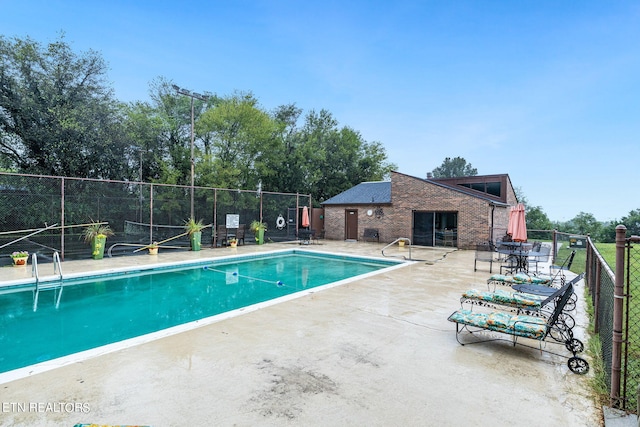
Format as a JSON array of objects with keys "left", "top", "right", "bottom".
[
  {"left": 32, "top": 252, "right": 64, "bottom": 312},
  {"left": 382, "top": 238, "right": 412, "bottom": 260}
]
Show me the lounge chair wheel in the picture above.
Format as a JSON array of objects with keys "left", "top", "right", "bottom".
[
  {"left": 568, "top": 357, "right": 589, "bottom": 375},
  {"left": 565, "top": 338, "right": 584, "bottom": 354}
]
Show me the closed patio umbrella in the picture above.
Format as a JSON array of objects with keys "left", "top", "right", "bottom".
[
  {"left": 301, "top": 206, "right": 310, "bottom": 229},
  {"left": 508, "top": 203, "right": 527, "bottom": 242}
]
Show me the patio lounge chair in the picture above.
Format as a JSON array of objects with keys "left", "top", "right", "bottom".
[
  {"left": 461, "top": 282, "right": 565, "bottom": 315},
  {"left": 486, "top": 272, "right": 553, "bottom": 291},
  {"left": 460, "top": 281, "right": 576, "bottom": 329},
  {"left": 448, "top": 282, "right": 589, "bottom": 374},
  {"left": 512, "top": 273, "right": 584, "bottom": 298}
]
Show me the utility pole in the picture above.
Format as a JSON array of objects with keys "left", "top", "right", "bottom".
[{"left": 172, "top": 85, "right": 208, "bottom": 219}]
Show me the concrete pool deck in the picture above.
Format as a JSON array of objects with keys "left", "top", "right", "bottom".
[{"left": 0, "top": 241, "right": 600, "bottom": 426}]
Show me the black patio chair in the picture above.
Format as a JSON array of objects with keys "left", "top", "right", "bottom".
[
  {"left": 236, "top": 224, "right": 246, "bottom": 245},
  {"left": 216, "top": 224, "right": 229, "bottom": 246}
]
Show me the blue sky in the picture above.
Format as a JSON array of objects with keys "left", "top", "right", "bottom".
[{"left": 1, "top": 0, "right": 639, "bottom": 222}]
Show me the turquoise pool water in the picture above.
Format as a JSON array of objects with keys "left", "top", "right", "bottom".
[{"left": 0, "top": 250, "right": 400, "bottom": 376}]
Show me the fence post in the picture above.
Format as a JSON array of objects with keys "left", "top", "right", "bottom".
[
  {"left": 60, "top": 177, "right": 65, "bottom": 261},
  {"left": 552, "top": 229, "right": 558, "bottom": 264},
  {"left": 594, "top": 260, "right": 601, "bottom": 333},
  {"left": 611, "top": 225, "right": 626, "bottom": 408},
  {"left": 149, "top": 184, "right": 154, "bottom": 243}
]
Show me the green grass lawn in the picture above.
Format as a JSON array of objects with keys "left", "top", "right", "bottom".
[
  {"left": 555, "top": 245, "right": 587, "bottom": 274},
  {"left": 594, "top": 243, "right": 616, "bottom": 270},
  {"left": 555, "top": 242, "right": 615, "bottom": 274}
]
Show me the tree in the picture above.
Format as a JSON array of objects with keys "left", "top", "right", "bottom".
[
  {"left": 526, "top": 206, "right": 552, "bottom": 230},
  {"left": 0, "top": 34, "right": 133, "bottom": 179},
  {"left": 298, "top": 109, "right": 395, "bottom": 203},
  {"left": 197, "top": 91, "right": 276, "bottom": 190},
  {"left": 145, "top": 77, "right": 214, "bottom": 187},
  {"left": 565, "top": 212, "right": 602, "bottom": 238},
  {"left": 513, "top": 186, "right": 529, "bottom": 206},
  {"left": 431, "top": 157, "right": 478, "bottom": 178},
  {"left": 599, "top": 220, "right": 618, "bottom": 243},
  {"left": 122, "top": 101, "right": 165, "bottom": 182},
  {"left": 261, "top": 103, "right": 308, "bottom": 194},
  {"left": 621, "top": 209, "right": 640, "bottom": 236}
]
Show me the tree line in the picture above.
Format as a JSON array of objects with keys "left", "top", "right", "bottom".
[{"left": 0, "top": 35, "right": 396, "bottom": 206}]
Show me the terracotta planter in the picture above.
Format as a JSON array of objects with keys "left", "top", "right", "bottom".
[
  {"left": 148, "top": 247, "right": 158, "bottom": 255},
  {"left": 12, "top": 257, "right": 28, "bottom": 266}
]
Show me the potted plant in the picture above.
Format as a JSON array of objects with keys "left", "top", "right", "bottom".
[
  {"left": 184, "top": 218, "right": 205, "bottom": 251},
  {"left": 82, "top": 223, "right": 114, "bottom": 260},
  {"left": 228, "top": 237, "right": 238, "bottom": 248},
  {"left": 250, "top": 220, "right": 267, "bottom": 245},
  {"left": 148, "top": 242, "right": 159, "bottom": 255},
  {"left": 11, "top": 250, "right": 29, "bottom": 266}
]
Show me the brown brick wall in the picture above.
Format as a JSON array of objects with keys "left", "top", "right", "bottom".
[{"left": 323, "top": 171, "right": 512, "bottom": 249}]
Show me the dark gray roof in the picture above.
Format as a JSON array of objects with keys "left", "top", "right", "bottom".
[{"left": 322, "top": 181, "right": 391, "bottom": 205}]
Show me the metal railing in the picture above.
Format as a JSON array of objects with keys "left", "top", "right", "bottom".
[
  {"left": 31, "top": 253, "right": 40, "bottom": 312},
  {"left": 382, "top": 238, "right": 412, "bottom": 260},
  {"left": 32, "top": 252, "right": 65, "bottom": 312},
  {"left": 53, "top": 251, "right": 63, "bottom": 281}
]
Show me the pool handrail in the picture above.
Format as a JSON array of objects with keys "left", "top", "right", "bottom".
[
  {"left": 53, "top": 251, "right": 64, "bottom": 309},
  {"left": 382, "top": 238, "right": 412, "bottom": 260},
  {"left": 31, "top": 252, "right": 39, "bottom": 287},
  {"left": 32, "top": 253, "right": 39, "bottom": 312},
  {"left": 53, "top": 251, "right": 63, "bottom": 280},
  {"left": 32, "top": 252, "right": 65, "bottom": 311}
]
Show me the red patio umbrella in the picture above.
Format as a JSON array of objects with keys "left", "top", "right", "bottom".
[
  {"left": 508, "top": 203, "right": 527, "bottom": 242},
  {"left": 301, "top": 206, "right": 310, "bottom": 228}
]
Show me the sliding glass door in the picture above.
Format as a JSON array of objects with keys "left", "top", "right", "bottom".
[
  {"left": 413, "top": 211, "right": 458, "bottom": 247},
  {"left": 413, "top": 212, "right": 434, "bottom": 246}
]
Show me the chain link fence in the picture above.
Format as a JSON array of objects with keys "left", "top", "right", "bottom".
[
  {"left": 620, "top": 236, "right": 640, "bottom": 411},
  {"left": 586, "top": 237, "right": 616, "bottom": 402},
  {"left": 586, "top": 229, "right": 640, "bottom": 413},
  {"left": 0, "top": 172, "right": 310, "bottom": 264}
]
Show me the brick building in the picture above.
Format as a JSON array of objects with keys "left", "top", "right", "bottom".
[{"left": 321, "top": 171, "right": 518, "bottom": 249}]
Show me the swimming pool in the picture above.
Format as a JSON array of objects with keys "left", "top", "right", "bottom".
[{"left": 0, "top": 249, "right": 404, "bottom": 382}]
